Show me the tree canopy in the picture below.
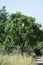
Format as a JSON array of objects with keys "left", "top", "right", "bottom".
[{"left": 0, "top": 6, "right": 43, "bottom": 55}]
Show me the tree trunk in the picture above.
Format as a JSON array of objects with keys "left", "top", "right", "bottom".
[{"left": 21, "top": 43, "right": 24, "bottom": 56}]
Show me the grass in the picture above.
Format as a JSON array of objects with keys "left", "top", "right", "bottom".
[{"left": 0, "top": 53, "right": 36, "bottom": 65}]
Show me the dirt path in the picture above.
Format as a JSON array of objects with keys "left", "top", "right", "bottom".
[{"left": 33, "top": 56, "right": 43, "bottom": 65}]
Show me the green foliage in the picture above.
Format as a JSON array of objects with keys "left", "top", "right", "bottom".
[
  {"left": 37, "top": 41, "right": 43, "bottom": 54},
  {"left": 0, "top": 6, "right": 43, "bottom": 55}
]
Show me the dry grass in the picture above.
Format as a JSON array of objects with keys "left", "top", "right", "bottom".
[
  {"left": 41, "top": 56, "right": 43, "bottom": 63},
  {"left": 0, "top": 54, "right": 36, "bottom": 65}
]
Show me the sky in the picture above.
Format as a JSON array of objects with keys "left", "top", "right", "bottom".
[{"left": 0, "top": 0, "right": 43, "bottom": 28}]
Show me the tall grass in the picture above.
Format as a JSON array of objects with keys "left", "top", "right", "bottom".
[{"left": 0, "top": 54, "right": 36, "bottom": 65}]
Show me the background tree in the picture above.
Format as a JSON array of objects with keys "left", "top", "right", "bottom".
[
  {"left": 0, "top": 6, "right": 8, "bottom": 45},
  {"left": 0, "top": 7, "right": 43, "bottom": 55}
]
